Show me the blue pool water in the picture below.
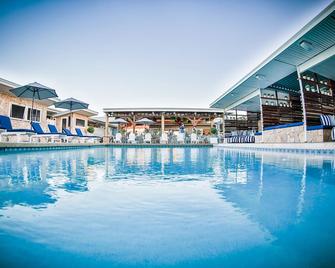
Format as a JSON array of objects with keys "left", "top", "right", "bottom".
[{"left": 0, "top": 147, "right": 335, "bottom": 268}]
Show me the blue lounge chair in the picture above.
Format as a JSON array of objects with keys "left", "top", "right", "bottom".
[
  {"left": 62, "top": 128, "right": 83, "bottom": 143},
  {"left": 31, "top": 122, "right": 67, "bottom": 143},
  {"left": 0, "top": 115, "right": 35, "bottom": 142},
  {"left": 75, "top": 128, "right": 100, "bottom": 143}
]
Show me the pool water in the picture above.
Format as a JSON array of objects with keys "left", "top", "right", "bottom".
[{"left": 0, "top": 147, "right": 335, "bottom": 268}]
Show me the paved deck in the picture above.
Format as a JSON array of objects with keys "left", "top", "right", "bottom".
[{"left": 216, "top": 142, "right": 335, "bottom": 154}]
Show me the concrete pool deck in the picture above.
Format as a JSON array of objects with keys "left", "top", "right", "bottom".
[{"left": 216, "top": 142, "right": 335, "bottom": 154}]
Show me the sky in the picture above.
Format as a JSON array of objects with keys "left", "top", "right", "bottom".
[{"left": 0, "top": 0, "right": 332, "bottom": 114}]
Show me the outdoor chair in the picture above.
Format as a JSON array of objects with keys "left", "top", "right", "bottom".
[
  {"left": 63, "top": 128, "right": 83, "bottom": 143},
  {"left": 75, "top": 128, "right": 100, "bottom": 143},
  {"left": 0, "top": 115, "right": 35, "bottom": 142},
  {"left": 177, "top": 133, "right": 185, "bottom": 144},
  {"left": 144, "top": 133, "right": 152, "bottom": 143},
  {"left": 190, "top": 133, "right": 198, "bottom": 144},
  {"left": 31, "top": 122, "right": 67, "bottom": 143},
  {"left": 160, "top": 133, "right": 168, "bottom": 144},
  {"left": 115, "top": 133, "right": 122, "bottom": 143},
  {"left": 128, "top": 133, "right": 137, "bottom": 144}
]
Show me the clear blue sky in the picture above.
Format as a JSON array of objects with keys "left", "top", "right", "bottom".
[{"left": 0, "top": 0, "right": 332, "bottom": 114}]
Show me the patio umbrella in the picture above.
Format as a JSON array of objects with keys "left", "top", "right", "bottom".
[
  {"left": 10, "top": 82, "right": 58, "bottom": 124},
  {"left": 54, "top": 98, "right": 89, "bottom": 111},
  {"left": 135, "top": 118, "right": 155, "bottom": 125},
  {"left": 110, "top": 118, "right": 128, "bottom": 124},
  {"left": 54, "top": 98, "right": 89, "bottom": 131}
]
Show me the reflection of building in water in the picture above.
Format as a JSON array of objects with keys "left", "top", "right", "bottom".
[{"left": 214, "top": 149, "right": 335, "bottom": 232}]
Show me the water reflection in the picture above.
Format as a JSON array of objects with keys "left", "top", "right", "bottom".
[{"left": 0, "top": 148, "right": 334, "bottom": 267}]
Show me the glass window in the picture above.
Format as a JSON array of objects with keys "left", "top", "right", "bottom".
[
  {"left": 10, "top": 104, "right": 25, "bottom": 119},
  {"left": 27, "top": 108, "right": 41, "bottom": 122},
  {"left": 76, "top": 119, "right": 86, "bottom": 127}
]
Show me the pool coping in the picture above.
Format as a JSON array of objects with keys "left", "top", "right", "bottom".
[
  {"left": 0, "top": 142, "right": 213, "bottom": 152},
  {"left": 215, "top": 142, "right": 335, "bottom": 154}
]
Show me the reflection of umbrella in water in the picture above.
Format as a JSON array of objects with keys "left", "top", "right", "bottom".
[{"left": 10, "top": 82, "right": 58, "bottom": 125}]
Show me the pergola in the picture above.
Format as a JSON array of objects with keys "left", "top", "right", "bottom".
[{"left": 102, "top": 107, "right": 224, "bottom": 141}]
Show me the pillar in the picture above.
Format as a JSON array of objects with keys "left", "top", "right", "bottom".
[
  {"left": 222, "top": 112, "right": 225, "bottom": 135},
  {"left": 161, "top": 113, "right": 165, "bottom": 133},
  {"left": 132, "top": 114, "right": 136, "bottom": 133},
  {"left": 103, "top": 113, "right": 109, "bottom": 144},
  {"left": 258, "top": 89, "right": 264, "bottom": 143},
  {"left": 297, "top": 66, "right": 308, "bottom": 143}
]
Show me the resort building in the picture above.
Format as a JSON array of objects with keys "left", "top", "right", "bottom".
[
  {"left": 0, "top": 77, "right": 58, "bottom": 130},
  {"left": 0, "top": 77, "right": 108, "bottom": 137},
  {"left": 211, "top": 2, "right": 335, "bottom": 143}
]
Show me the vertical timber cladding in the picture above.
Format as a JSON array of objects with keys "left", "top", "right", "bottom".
[
  {"left": 260, "top": 71, "right": 304, "bottom": 128},
  {"left": 300, "top": 71, "right": 335, "bottom": 126},
  {"left": 224, "top": 111, "right": 260, "bottom": 133},
  {"left": 261, "top": 88, "right": 303, "bottom": 127}
]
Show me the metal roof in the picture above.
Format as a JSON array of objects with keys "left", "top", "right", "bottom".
[{"left": 211, "top": 2, "right": 335, "bottom": 110}]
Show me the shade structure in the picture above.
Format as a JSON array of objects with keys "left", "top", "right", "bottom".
[
  {"left": 135, "top": 118, "right": 155, "bottom": 125},
  {"left": 110, "top": 118, "right": 128, "bottom": 124},
  {"left": 10, "top": 82, "right": 58, "bottom": 124},
  {"left": 54, "top": 98, "right": 89, "bottom": 111}
]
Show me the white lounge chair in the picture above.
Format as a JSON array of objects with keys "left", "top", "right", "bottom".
[
  {"left": 115, "top": 133, "right": 122, "bottom": 143},
  {"left": 190, "top": 133, "right": 198, "bottom": 144},
  {"left": 160, "top": 133, "right": 168, "bottom": 144},
  {"left": 128, "top": 133, "right": 136, "bottom": 144},
  {"left": 177, "top": 133, "right": 185, "bottom": 144},
  {"left": 144, "top": 133, "right": 152, "bottom": 143}
]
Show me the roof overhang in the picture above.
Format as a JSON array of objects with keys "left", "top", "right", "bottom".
[
  {"left": 210, "top": 2, "right": 335, "bottom": 110},
  {"left": 0, "top": 77, "right": 59, "bottom": 106},
  {"left": 53, "top": 109, "right": 98, "bottom": 118}
]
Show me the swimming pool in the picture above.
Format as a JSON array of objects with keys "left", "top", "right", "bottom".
[{"left": 0, "top": 147, "right": 334, "bottom": 267}]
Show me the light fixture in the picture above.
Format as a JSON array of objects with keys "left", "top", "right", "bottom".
[
  {"left": 255, "top": 74, "right": 266, "bottom": 80},
  {"left": 299, "top": 40, "right": 313, "bottom": 51}
]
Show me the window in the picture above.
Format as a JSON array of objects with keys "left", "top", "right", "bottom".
[
  {"left": 68, "top": 116, "right": 71, "bottom": 127},
  {"left": 76, "top": 119, "right": 86, "bottom": 127},
  {"left": 10, "top": 104, "right": 25, "bottom": 119},
  {"left": 27, "top": 108, "right": 41, "bottom": 122}
]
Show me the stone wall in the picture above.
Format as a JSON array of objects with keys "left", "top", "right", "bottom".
[
  {"left": 0, "top": 92, "right": 49, "bottom": 130},
  {"left": 262, "top": 125, "right": 305, "bottom": 143},
  {"left": 307, "top": 128, "right": 332, "bottom": 142}
]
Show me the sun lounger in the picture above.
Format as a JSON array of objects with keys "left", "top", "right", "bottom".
[
  {"left": 63, "top": 128, "right": 84, "bottom": 143},
  {"left": 31, "top": 122, "right": 67, "bottom": 143},
  {"left": 0, "top": 115, "right": 35, "bottom": 142},
  {"left": 75, "top": 128, "right": 100, "bottom": 143}
]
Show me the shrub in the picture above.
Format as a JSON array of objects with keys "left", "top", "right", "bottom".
[
  {"left": 210, "top": 127, "right": 218, "bottom": 135},
  {"left": 87, "top": 126, "right": 95, "bottom": 134}
]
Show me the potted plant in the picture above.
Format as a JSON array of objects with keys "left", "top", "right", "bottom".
[{"left": 209, "top": 127, "right": 218, "bottom": 144}]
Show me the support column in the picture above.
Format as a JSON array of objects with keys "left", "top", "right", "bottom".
[
  {"left": 103, "top": 113, "right": 109, "bottom": 144},
  {"left": 258, "top": 89, "right": 264, "bottom": 143},
  {"left": 222, "top": 112, "right": 225, "bottom": 135},
  {"left": 161, "top": 113, "right": 165, "bottom": 133},
  {"left": 297, "top": 66, "right": 308, "bottom": 143},
  {"left": 132, "top": 114, "right": 136, "bottom": 133}
]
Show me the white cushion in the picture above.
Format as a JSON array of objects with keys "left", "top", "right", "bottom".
[
  {"left": 320, "top": 114, "right": 332, "bottom": 126},
  {"left": 330, "top": 115, "right": 335, "bottom": 127}
]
